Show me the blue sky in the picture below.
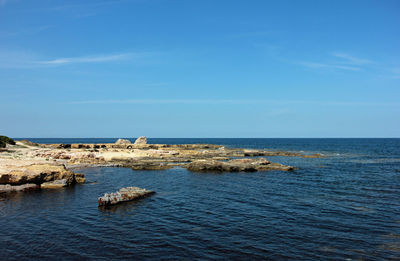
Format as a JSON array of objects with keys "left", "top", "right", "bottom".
[{"left": 0, "top": 0, "right": 399, "bottom": 138}]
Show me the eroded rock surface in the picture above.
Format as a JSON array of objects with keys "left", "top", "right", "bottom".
[
  {"left": 98, "top": 186, "right": 155, "bottom": 206},
  {"left": 187, "top": 158, "right": 294, "bottom": 172},
  {"left": 134, "top": 136, "right": 147, "bottom": 144},
  {"left": 0, "top": 157, "right": 85, "bottom": 192},
  {"left": 0, "top": 163, "right": 77, "bottom": 185}
]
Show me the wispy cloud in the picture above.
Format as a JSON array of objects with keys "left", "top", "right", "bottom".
[
  {"left": 332, "top": 52, "right": 372, "bottom": 65},
  {"left": 296, "top": 52, "right": 372, "bottom": 72},
  {"left": 0, "top": 25, "right": 52, "bottom": 38},
  {"left": 37, "top": 53, "right": 132, "bottom": 65},
  {"left": 64, "top": 99, "right": 400, "bottom": 107},
  {"left": 0, "top": 51, "right": 141, "bottom": 68},
  {"left": 298, "top": 61, "right": 360, "bottom": 71},
  {"left": 17, "top": 0, "right": 131, "bottom": 13},
  {"left": 66, "top": 99, "right": 257, "bottom": 105}
]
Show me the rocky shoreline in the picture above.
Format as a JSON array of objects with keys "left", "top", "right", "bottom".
[{"left": 0, "top": 136, "right": 323, "bottom": 193}]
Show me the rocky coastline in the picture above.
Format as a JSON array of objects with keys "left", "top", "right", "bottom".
[{"left": 0, "top": 136, "right": 323, "bottom": 194}]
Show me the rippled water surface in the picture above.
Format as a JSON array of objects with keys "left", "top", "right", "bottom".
[{"left": 2, "top": 138, "right": 400, "bottom": 260}]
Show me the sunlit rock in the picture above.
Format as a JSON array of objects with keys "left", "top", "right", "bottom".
[{"left": 98, "top": 186, "right": 155, "bottom": 206}]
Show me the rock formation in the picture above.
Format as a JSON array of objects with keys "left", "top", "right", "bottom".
[
  {"left": 98, "top": 187, "right": 155, "bottom": 206},
  {"left": 134, "top": 136, "right": 147, "bottom": 144},
  {"left": 115, "top": 138, "right": 131, "bottom": 145},
  {"left": 0, "top": 161, "right": 85, "bottom": 192},
  {"left": 186, "top": 158, "right": 294, "bottom": 172}
]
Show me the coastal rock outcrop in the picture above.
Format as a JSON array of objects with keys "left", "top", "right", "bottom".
[
  {"left": 98, "top": 186, "right": 155, "bottom": 206},
  {"left": 0, "top": 163, "right": 84, "bottom": 187},
  {"left": 115, "top": 138, "right": 132, "bottom": 145},
  {"left": 186, "top": 158, "right": 294, "bottom": 172},
  {"left": 134, "top": 136, "right": 147, "bottom": 145}
]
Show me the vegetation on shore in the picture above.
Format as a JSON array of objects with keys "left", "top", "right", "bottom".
[{"left": 0, "top": 135, "right": 16, "bottom": 148}]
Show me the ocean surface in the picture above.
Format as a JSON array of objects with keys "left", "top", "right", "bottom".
[{"left": 2, "top": 138, "right": 400, "bottom": 260}]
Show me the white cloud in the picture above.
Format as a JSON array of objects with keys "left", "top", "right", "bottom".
[
  {"left": 298, "top": 61, "right": 360, "bottom": 71},
  {"left": 37, "top": 53, "right": 132, "bottom": 65},
  {"left": 332, "top": 52, "right": 372, "bottom": 65},
  {"left": 295, "top": 52, "right": 374, "bottom": 72},
  {"left": 0, "top": 51, "right": 139, "bottom": 68}
]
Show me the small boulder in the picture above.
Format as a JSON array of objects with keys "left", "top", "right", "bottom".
[
  {"left": 41, "top": 179, "right": 68, "bottom": 189},
  {"left": 74, "top": 173, "right": 86, "bottom": 183},
  {"left": 134, "top": 136, "right": 147, "bottom": 145},
  {"left": 115, "top": 138, "right": 132, "bottom": 145}
]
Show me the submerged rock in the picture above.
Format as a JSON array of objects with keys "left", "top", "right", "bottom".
[
  {"left": 0, "top": 183, "right": 39, "bottom": 193},
  {"left": 98, "top": 186, "right": 155, "bottom": 207},
  {"left": 115, "top": 138, "right": 132, "bottom": 145},
  {"left": 186, "top": 158, "right": 294, "bottom": 172},
  {"left": 134, "top": 136, "right": 147, "bottom": 145},
  {"left": 41, "top": 179, "right": 68, "bottom": 189},
  {"left": 74, "top": 173, "right": 86, "bottom": 183}
]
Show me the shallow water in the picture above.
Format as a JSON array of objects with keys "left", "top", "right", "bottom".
[{"left": 2, "top": 138, "right": 400, "bottom": 260}]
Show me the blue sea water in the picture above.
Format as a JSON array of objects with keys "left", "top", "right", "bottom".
[{"left": 1, "top": 138, "right": 400, "bottom": 260}]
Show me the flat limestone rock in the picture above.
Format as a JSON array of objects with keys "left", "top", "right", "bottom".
[
  {"left": 186, "top": 158, "right": 294, "bottom": 172},
  {"left": 98, "top": 186, "right": 155, "bottom": 207},
  {"left": 0, "top": 163, "right": 77, "bottom": 185},
  {"left": 0, "top": 159, "right": 85, "bottom": 190},
  {"left": 41, "top": 179, "right": 68, "bottom": 189}
]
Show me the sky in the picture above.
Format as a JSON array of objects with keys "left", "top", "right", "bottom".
[{"left": 0, "top": 0, "right": 399, "bottom": 138}]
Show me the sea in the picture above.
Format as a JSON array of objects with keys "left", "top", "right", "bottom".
[{"left": 1, "top": 138, "right": 399, "bottom": 260}]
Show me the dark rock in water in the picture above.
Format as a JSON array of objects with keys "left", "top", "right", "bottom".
[
  {"left": 186, "top": 158, "right": 294, "bottom": 172},
  {"left": 98, "top": 187, "right": 155, "bottom": 207},
  {"left": 74, "top": 173, "right": 86, "bottom": 183},
  {"left": 128, "top": 162, "right": 172, "bottom": 170}
]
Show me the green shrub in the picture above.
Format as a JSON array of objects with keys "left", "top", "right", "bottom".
[
  {"left": 0, "top": 135, "right": 16, "bottom": 146},
  {"left": 0, "top": 140, "right": 5, "bottom": 148}
]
